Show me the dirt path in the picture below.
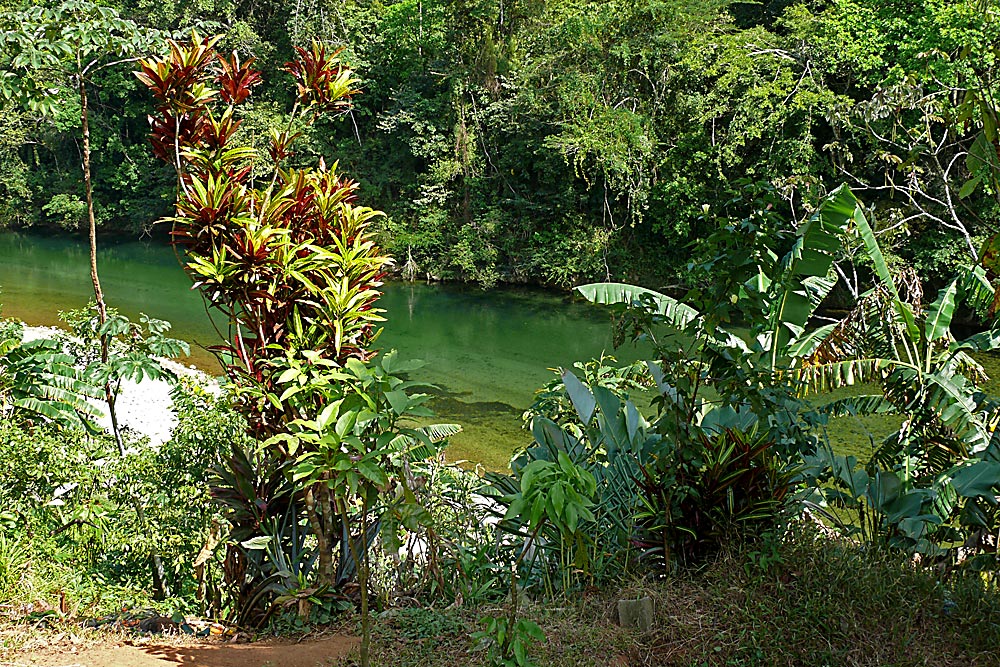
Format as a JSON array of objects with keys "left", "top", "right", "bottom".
[{"left": 10, "top": 635, "right": 359, "bottom": 667}]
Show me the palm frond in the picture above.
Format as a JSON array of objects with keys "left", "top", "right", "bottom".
[{"left": 0, "top": 336, "right": 101, "bottom": 428}]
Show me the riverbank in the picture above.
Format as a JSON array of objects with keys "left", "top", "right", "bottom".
[
  {"left": 2, "top": 529, "right": 996, "bottom": 667},
  {"left": 22, "top": 325, "right": 216, "bottom": 447}
]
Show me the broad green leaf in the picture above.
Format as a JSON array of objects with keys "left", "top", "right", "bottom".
[
  {"left": 357, "top": 458, "right": 387, "bottom": 486},
  {"left": 853, "top": 192, "right": 919, "bottom": 342},
  {"left": 317, "top": 402, "right": 339, "bottom": 430},
  {"left": 276, "top": 367, "right": 300, "bottom": 384},
  {"left": 818, "top": 394, "right": 896, "bottom": 418},
  {"left": 575, "top": 282, "right": 699, "bottom": 329},
  {"left": 924, "top": 280, "right": 959, "bottom": 343},
  {"left": 561, "top": 370, "right": 596, "bottom": 425},
  {"left": 384, "top": 389, "right": 409, "bottom": 416},
  {"left": 954, "top": 329, "right": 1000, "bottom": 353},
  {"left": 766, "top": 186, "right": 859, "bottom": 368},
  {"left": 950, "top": 461, "right": 1000, "bottom": 500},
  {"left": 959, "top": 176, "right": 982, "bottom": 199},
  {"left": 240, "top": 536, "right": 272, "bottom": 550}
]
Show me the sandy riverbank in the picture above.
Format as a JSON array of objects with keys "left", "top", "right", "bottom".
[{"left": 23, "top": 325, "right": 217, "bottom": 445}]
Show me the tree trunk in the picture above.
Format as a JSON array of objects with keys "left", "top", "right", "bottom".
[
  {"left": 306, "top": 486, "right": 334, "bottom": 585},
  {"left": 81, "top": 71, "right": 169, "bottom": 599},
  {"left": 359, "top": 497, "right": 371, "bottom": 667},
  {"left": 79, "top": 74, "right": 123, "bottom": 455},
  {"left": 79, "top": 76, "right": 107, "bottom": 326},
  {"left": 340, "top": 501, "right": 370, "bottom": 667}
]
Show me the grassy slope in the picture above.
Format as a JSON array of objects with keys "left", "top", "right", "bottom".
[{"left": 368, "top": 530, "right": 999, "bottom": 667}]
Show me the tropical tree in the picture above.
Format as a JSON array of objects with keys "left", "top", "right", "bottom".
[
  {"left": 0, "top": 0, "right": 162, "bottom": 324},
  {"left": 578, "top": 181, "right": 1000, "bottom": 564},
  {"left": 0, "top": 0, "right": 163, "bottom": 442},
  {"left": 59, "top": 304, "right": 190, "bottom": 451},
  {"left": 820, "top": 0, "right": 1000, "bottom": 278},
  {"left": 577, "top": 183, "right": 864, "bottom": 437}
]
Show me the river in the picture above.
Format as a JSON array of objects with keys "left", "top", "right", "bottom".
[
  {"left": 3, "top": 231, "right": 999, "bottom": 469},
  {"left": 0, "top": 232, "right": 637, "bottom": 468}
]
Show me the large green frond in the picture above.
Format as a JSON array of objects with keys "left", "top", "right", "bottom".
[{"left": 575, "top": 283, "right": 700, "bottom": 329}]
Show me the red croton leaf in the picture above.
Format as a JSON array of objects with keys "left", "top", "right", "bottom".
[{"left": 217, "top": 52, "right": 262, "bottom": 104}]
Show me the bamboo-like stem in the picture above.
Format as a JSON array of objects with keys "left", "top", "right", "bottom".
[{"left": 340, "top": 499, "right": 371, "bottom": 667}]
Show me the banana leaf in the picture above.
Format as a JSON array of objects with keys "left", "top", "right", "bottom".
[
  {"left": 767, "top": 185, "right": 857, "bottom": 368},
  {"left": 924, "top": 279, "right": 959, "bottom": 344},
  {"left": 575, "top": 283, "right": 699, "bottom": 329}
]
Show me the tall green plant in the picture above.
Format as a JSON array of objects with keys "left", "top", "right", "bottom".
[
  {"left": 574, "top": 184, "right": 869, "bottom": 568},
  {"left": 59, "top": 304, "right": 189, "bottom": 451},
  {"left": 271, "top": 350, "right": 452, "bottom": 665},
  {"left": 138, "top": 37, "right": 461, "bottom": 653},
  {"left": 137, "top": 33, "right": 381, "bottom": 437},
  {"left": 0, "top": 1, "right": 164, "bottom": 448},
  {"left": 493, "top": 361, "right": 655, "bottom": 585},
  {"left": 800, "top": 208, "right": 1000, "bottom": 560},
  {"left": 138, "top": 33, "right": 388, "bottom": 628},
  {"left": 576, "top": 184, "right": 862, "bottom": 452}
]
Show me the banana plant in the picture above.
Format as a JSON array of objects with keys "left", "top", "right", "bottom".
[
  {"left": 803, "top": 199, "right": 1000, "bottom": 461},
  {"left": 576, "top": 184, "right": 864, "bottom": 449},
  {"left": 793, "top": 192, "right": 1000, "bottom": 559},
  {"left": 577, "top": 183, "right": 1000, "bottom": 562}
]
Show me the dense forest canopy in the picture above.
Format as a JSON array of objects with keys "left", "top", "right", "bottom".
[{"left": 1, "top": 0, "right": 998, "bottom": 289}]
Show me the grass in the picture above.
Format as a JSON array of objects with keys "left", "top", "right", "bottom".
[
  {"left": 3, "top": 527, "right": 998, "bottom": 666},
  {"left": 359, "top": 527, "right": 1000, "bottom": 667}
]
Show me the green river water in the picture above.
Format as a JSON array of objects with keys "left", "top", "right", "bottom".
[
  {"left": 2, "top": 232, "right": 999, "bottom": 469},
  {"left": 0, "top": 232, "right": 640, "bottom": 468}
]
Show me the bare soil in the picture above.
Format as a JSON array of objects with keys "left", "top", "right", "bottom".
[{"left": 9, "top": 634, "right": 359, "bottom": 667}]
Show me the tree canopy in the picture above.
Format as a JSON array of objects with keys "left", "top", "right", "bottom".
[{"left": 1, "top": 0, "right": 998, "bottom": 290}]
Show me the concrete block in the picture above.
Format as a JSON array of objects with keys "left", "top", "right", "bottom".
[{"left": 617, "top": 596, "right": 654, "bottom": 633}]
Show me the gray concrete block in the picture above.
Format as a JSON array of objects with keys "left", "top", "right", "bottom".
[{"left": 617, "top": 596, "right": 654, "bottom": 633}]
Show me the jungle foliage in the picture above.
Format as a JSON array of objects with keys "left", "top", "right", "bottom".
[
  {"left": 2, "top": 0, "right": 1000, "bottom": 289},
  {"left": 5, "top": 3, "right": 1000, "bottom": 666}
]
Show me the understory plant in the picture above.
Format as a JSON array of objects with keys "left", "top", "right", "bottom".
[
  {"left": 475, "top": 452, "right": 597, "bottom": 667},
  {"left": 137, "top": 30, "right": 385, "bottom": 616},
  {"left": 798, "top": 217, "right": 1000, "bottom": 564},
  {"left": 577, "top": 181, "right": 1000, "bottom": 570},
  {"left": 0, "top": 318, "right": 100, "bottom": 428},
  {"left": 137, "top": 34, "right": 459, "bottom": 661},
  {"left": 59, "top": 304, "right": 189, "bottom": 451},
  {"left": 542, "top": 182, "right": 862, "bottom": 571}
]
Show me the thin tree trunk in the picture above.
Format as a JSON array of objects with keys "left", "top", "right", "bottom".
[
  {"left": 359, "top": 498, "right": 371, "bottom": 667},
  {"left": 340, "top": 501, "right": 370, "bottom": 667},
  {"left": 81, "top": 70, "right": 169, "bottom": 599},
  {"left": 79, "top": 74, "right": 123, "bottom": 454},
  {"left": 306, "top": 486, "right": 334, "bottom": 585},
  {"left": 79, "top": 75, "right": 107, "bottom": 326}
]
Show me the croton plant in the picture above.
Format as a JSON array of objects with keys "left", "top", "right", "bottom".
[{"left": 135, "top": 34, "right": 388, "bottom": 438}]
